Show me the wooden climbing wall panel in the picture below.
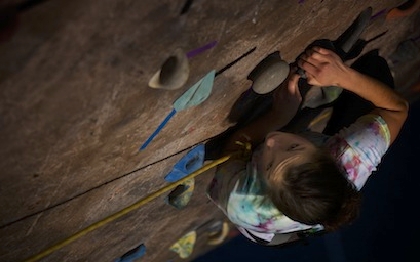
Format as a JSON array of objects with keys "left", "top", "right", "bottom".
[{"left": 0, "top": 0, "right": 411, "bottom": 261}]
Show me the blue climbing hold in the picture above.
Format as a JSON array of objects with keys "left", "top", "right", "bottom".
[
  {"left": 164, "top": 144, "right": 205, "bottom": 182},
  {"left": 115, "top": 244, "right": 146, "bottom": 262}
]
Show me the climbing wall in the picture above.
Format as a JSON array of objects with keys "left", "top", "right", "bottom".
[{"left": 1, "top": 0, "right": 418, "bottom": 261}]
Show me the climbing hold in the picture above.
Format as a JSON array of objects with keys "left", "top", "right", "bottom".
[
  {"left": 148, "top": 48, "right": 190, "bottom": 90},
  {"left": 370, "top": 8, "right": 387, "bottom": 20},
  {"left": 148, "top": 40, "right": 217, "bottom": 90},
  {"left": 302, "top": 86, "right": 343, "bottom": 109},
  {"left": 186, "top": 40, "right": 218, "bottom": 58},
  {"left": 140, "top": 70, "right": 215, "bottom": 151},
  {"left": 115, "top": 244, "right": 146, "bottom": 262},
  {"left": 173, "top": 70, "right": 215, "bottom": 112},
  {"left": 165, "top": 178, "right": 195, "bottom": 209},
  {"left": 206, "top": 221, "right": 230, "bottom": 246},
  {"left": 248, "top": 51, "right": 290, "bottom": 94},
  {"left": 165, "top": 144, "right": 205, "bottom": 182},
  {"left": 334, "top": 7, "right": 372, "bottom": 54},
  {"left": 386, "top": 0, "right": 420, "bottom": 20},
  {"left": 169, "top": 231, "right": 196, "bottom": 259}
]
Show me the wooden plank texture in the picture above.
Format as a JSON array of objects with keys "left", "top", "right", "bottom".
[{"left": 2, "top": 0, "right": 417, "bottom": 261}]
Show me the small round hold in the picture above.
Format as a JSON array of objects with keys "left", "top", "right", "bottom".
[
  {"left": 251, "top": 59, "right": 290, "bottom": 94},
  {"left": 148, "top": 48, "right": 190, "bottom": 90}
]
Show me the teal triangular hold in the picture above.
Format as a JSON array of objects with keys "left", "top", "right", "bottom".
[{"left": 173, "top": 70, "right": 216, "bottom": 112}]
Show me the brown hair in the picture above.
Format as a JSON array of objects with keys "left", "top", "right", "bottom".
[{"left": 265, "top": 148, "right": 361, "bottom": 231}]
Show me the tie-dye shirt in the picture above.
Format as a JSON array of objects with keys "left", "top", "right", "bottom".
[{"left": 207, "top": 114, "right": 390, "bottom": 243}]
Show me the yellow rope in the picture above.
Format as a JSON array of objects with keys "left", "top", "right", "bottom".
[{"left": 24, "top": 155, "right": 231, "bottom": 262}]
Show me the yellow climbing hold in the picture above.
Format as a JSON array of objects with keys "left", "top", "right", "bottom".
[
  {"left": 207, "top": 221, "right": 230, "bottom": 246},
  {"left": 169, "top": 231, "right": 197, "bottom": 259}
]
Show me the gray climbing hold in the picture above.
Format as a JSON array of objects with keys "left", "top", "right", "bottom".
[
  {"left": 248, "top": 51, "right": 290, "bottom": 94},
  {"left": 148, "top": 48, "right": 190, "bottom": 90}
]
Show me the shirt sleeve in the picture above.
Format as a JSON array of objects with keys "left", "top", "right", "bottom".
[{"left": 327, "top": 114, "right": 391, "bottom": 190}]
